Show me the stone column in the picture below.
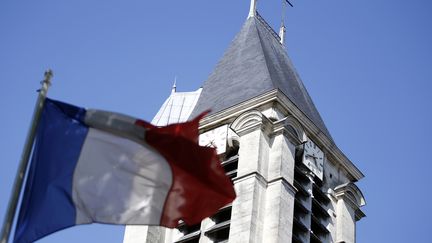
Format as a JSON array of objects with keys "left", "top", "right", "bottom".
[
  {"left": 335, "top": 198, "right": 356, "bottom": 243},
  {"left": 261, "top": 131, "right": 297, "bottom": 243},
  {"left": 334, "top": 183, "right": 366, "bottom": 243},
  {"left": 228, "top": 110, "right": 271, "bottom": 243},
  {"left": 229, "top": 111, "right": 301, "bottom": 243}
]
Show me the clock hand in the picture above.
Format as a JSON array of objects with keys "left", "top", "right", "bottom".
[
  {"left": 306, "top": 154, "right": 319, "bottom": 160},
  {"left": 312, "top": 156, "right": 318, "bottom": 165}
]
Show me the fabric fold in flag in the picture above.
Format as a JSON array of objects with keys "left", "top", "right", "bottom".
[{"left": 14, "top": 98, "right": 236, "bottom": 243}]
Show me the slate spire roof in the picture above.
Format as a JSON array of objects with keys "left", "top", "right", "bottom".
[{"left": 191, "top": 14, "right": 333, "bottom": 141}]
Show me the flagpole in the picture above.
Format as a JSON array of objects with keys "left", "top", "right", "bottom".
[{"left": 0, "top": 70, "right": 53, "bottom": 243}]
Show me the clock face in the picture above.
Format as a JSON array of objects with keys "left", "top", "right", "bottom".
[
  {"left": 199, "top": 125, "right": 228, "bottom": 154},
  {"left": 303, "top": 139, "right": 324, "bottom": 180}
]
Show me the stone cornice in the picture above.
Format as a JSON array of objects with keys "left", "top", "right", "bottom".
[
  {"left": 199, "top": 90, "right": 278, "bottom": 129},
  {"left": 275, "top": 91, "right": 364, "bottom": 182},
  {"left": 199, "top": 89, "right": 364, "bottom": 182}
]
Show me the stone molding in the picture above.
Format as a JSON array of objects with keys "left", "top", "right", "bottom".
[
  {"left": 230, "top": 109, "right": 272, "bottom": 136},
  {"left": 334, "top": 182, "right": 366, "bottom": 221},
  {"left": 229, "top": 109, "right": 306, "bottom": 148},
  {"left": 272, "top": 115, "right": 307, "bottom": 146},
  {"left": 198, "top": 89, "right": 364, "bottom": 182},
  {"left": 233, "top": 171, "right": 297, "bottom": 195}
]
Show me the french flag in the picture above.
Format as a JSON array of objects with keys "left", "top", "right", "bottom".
[{"left": 14, "top": 98, "right": 236, "bottom": 243}]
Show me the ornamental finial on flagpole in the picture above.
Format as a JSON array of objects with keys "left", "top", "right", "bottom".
[
  {"left": 43, "top": 69, "right": 53, "bottom": 87},
  {"left": 38, "top": 69, "right": 52, "bottom": 94}
]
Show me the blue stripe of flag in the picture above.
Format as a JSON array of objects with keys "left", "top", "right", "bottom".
[{"left": 14, "top": 99, "right": 88, "bottom": 243}]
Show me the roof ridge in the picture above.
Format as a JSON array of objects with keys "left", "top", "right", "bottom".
[{"left": 255, "top": 11, "right": 281, "bottom": 43}]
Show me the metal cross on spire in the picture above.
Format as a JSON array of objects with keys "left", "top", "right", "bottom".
[{"left": 279, "top": 0, "right": 294, "bottom": 45}]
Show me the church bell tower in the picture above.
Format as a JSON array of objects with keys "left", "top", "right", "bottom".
[{"left": 124, "top": 1, "right": 366, "bottom": 242}]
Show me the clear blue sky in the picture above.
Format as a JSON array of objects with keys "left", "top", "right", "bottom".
[{"left": 1, "top": 1, "right": 431, "bottom": 242}]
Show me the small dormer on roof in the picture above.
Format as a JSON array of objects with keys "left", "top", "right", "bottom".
[{"left": 152, "top": 83, "right": 202, "bottom": 126}]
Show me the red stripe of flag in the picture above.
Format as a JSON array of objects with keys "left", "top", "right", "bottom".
[{"left": 135, "top": 113, "right": 236, "bottom": 227}]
